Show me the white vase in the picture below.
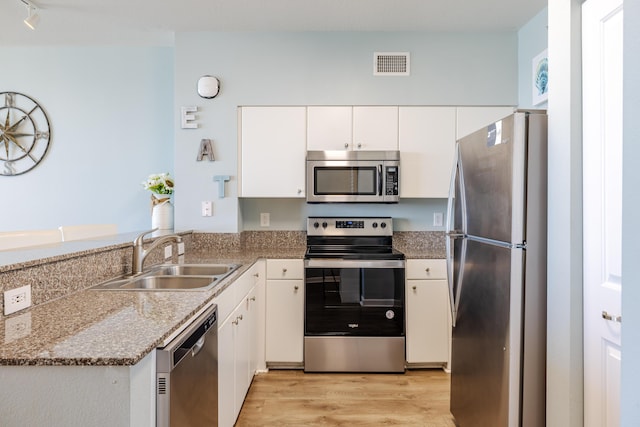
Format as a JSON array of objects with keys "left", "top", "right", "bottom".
[{"left": 151, "top": 195, "right": 173, "bottom": 230}]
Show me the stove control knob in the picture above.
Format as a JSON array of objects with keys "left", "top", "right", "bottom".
[
  {"left": 380, "top": 222, "right": 387, "bottom": 229},
  {"left": 313, "top": 222, "right": 320, "bottom": 228},
  {"left": 322, "top": 222, "right": 328, "bottom": 228},
  {"left": 372, "top": 222, "right": 378, "bottom": 228}
]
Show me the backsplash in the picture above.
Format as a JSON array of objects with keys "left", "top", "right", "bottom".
[
  {"left": 0, "top": 230, "right": 444, "bottom": 318},
  {"left": 0, "top": 234, "right": 192, "bottom": 318}
]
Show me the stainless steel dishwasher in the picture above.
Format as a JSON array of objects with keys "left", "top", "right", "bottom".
[{"left": 156, "top": 305, "right": 218, "bottom": 427}]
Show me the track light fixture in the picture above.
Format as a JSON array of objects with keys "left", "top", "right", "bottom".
[{"left": 20, "top": 0, "right": 40, "bottom": 30}]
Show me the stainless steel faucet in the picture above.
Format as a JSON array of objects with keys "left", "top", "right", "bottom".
[{"left": 132, "top": 228, "right": 183, "bottom": 275}]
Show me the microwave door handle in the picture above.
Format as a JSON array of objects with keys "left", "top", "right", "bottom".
[{"left": 378, "top": 164, "right": 383, "bottom": 196}]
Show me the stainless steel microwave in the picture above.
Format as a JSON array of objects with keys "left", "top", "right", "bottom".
[{"left": 306, "top": 150, "right": 400, "bottom": 203}]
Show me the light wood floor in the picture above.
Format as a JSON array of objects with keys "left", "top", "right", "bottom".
[{"left": 235, "top": 369, "right": 456, "bottom": 426}]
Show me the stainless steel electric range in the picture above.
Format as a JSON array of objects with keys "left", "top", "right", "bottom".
[{"left": 304, "top": 217, "right": 406, "bottom": 373}]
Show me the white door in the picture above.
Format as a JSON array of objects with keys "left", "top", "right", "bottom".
[{"left": 583, "top": 0, "right": 623, "bottom": 426}]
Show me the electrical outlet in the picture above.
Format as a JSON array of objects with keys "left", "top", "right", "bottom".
[
  {"left": 260, "top": 213, "right": 270, "bottom": 227},
  {"left": 164, "top": 245, "right": 172, "bottom": 260},
  {"left": 433, "top": 212, "right": 444, "bottom": 227},
  {"left": 4, "top": 312, "right": 31, "bottom": 343},
  {"left": 4, "top": 285, "right": 32, "bottom": 315}
]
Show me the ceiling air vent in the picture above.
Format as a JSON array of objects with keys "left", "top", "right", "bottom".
[{"left": 374, "top": 52, "right": 410, "bottom": 76}]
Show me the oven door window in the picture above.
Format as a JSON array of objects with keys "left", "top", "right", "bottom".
[
  {"left": 314, "top": 167, "right": 377, "bottom": 195},
  {"left": 305, "top": 267, "right": 404, "bottom": 336}
]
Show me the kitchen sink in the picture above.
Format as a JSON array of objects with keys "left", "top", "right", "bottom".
[
  {"left": 149, "top": 264, "right": 239, "bottom": 276},
  {"left": 92, "top": 263, "right": 240, "bottom": 291},
  {"left": 120, "top": 275, "right": 219, "bottom": 290}
]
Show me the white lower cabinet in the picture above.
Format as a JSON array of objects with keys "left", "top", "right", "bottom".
[
  {"left": 215, "top": 260, "right": 265, "bottom": 427},
  {"left": 405, "top": 259, "right": 451, "bottom": 369},
  {"left": 265, "top": 259, "right": 304, "bottom": 366}
]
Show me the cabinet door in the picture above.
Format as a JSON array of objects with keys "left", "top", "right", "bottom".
[
  {"left": 406, "top": 279, "right": 450, "bottom": 364},
  {"left": 248, "top": 261, "right": 266, "bottom": 375},
  {"left": 265, "top": 279, "right": 304, "bottom": 363},
  {"left": 218, "top": 315, "right": 236, "bottom": 427},
  {"left": 307, "top": 106, "right": 353, "bottom": 150},
  {"left": 455, "top": 106, "right": 515, "bottom": 140},
  {"left": 233, "top": 302, "right": 250, "bottom": 417},
  {"left": 399, "top": 107, "right": 456, "bottom": 198},
  {"left": 353, "top": 106, "right": 399, "bottom": 150},
  {"left": 239, "top": 106, "right": 306, "bottom": 197},
  {"left": 248, "top": 282, "right": 265, "bottom": 377}
]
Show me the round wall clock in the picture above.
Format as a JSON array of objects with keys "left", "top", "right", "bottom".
[{"left": 0, "top": 92, "right": 51, "bottom": 176}]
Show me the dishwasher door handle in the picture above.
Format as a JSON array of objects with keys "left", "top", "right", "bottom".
[{"left": 191, "top": 336, "right": 206, "bottom": 357}]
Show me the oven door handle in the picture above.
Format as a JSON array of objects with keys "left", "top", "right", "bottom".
[
  {"left": 305, "top": 259, "right": 405, "bottom": 269},
  {"left": 378, "top": 164, "right": 383, "bottom": 196}
]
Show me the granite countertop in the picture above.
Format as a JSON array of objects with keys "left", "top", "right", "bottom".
[
  {"left": 0, "top": 248, "right": 305, "bottom": 367},
  {"left": 0, "top": 244, "right": 441, "bottom": 367}
]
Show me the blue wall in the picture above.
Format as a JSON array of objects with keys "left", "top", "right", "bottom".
[
  {"left": 518, "top": 9, "right": 549, "bottom": 109},
  {"left": 174, "top": 31, "right": 519, "bottom": 232},
  {"left": 1, "top": 28, "right": 546, "bottom": 234},
  {"left": 0, "top": 47, "right": 174, "bottom": 233}
]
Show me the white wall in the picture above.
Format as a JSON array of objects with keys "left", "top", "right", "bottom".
[
  {"left": 0, "top": 46, "right": 174, "bottom": 233},
  {"left": 173, "top": 31, "right": 519, "bottom": 232},
  {"left": 547, "top": 1, "right": 583, "bottom": 426}
]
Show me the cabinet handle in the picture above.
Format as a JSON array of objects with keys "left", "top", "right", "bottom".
[
  {"left": 425, "top": 268, "right": 430, "bottom": 273},
  {"left": 250, "top": 296, "right": 256, "bottom": 301},
  {"left": 357, "top": 143, "right": 362, "bottom": 149},
  {"left": 253, "top": 273, "right": 260, "bottom": 278},
  {"left": 412, "top": 285, "right": 417, "bottom": 291},
  {"left": 297, "top": 189, "right": 302, "bottom": 194},
  {"left": 344, "top": 143, "right": 349, "bottom": 148},
  {"left": 232, "top": 318, "right": 239, "bottom": 325},
  {"left": 282, "top": 268, "right": 288, "bottom": 274},
  {"left": 294, "top": 285, "right": 299, "bottom": 291}
]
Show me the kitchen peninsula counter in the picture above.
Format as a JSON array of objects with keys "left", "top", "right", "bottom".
[{"left": 0, "top": 248, "right": 305, "bottom": 367}]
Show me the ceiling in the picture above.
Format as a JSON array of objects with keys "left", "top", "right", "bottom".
[{"left": 2, "top": 0, "right": 547, "bottom": 46}]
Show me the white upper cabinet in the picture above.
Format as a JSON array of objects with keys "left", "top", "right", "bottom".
[
  {"left": 455, "top": 106, "right": 515, "bottom": 140},
  {"left": 239, "top": 106, "right": 306, "bottom": 198},
  {"left": 399, "top": 107, "right": 456, "bottom": 198},
  {"left": 307, "top": 106, "right": 398, "bottom": 151},
  {"left": 307, "top": 106, "right": 352, "bottom": 150},
  {"left": 352, "top": 106, "right": 399, "bottom": 150}
]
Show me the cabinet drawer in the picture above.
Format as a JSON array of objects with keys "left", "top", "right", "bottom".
[
  {"left": 213, "top": 283, "right": 236, "bottom": 324},
  {"left": 214, "top": 261, "right": 265, "bottom": 323},
  {"left": 267, "top": 259, "right": 304, "bottom": 280},
  {"left": 406, "top": 259, "right": 447, "bottom": 280}
]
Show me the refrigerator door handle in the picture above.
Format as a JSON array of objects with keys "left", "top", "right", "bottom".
[
  {"left": 445, "top": 143, "right": 459, "bottom": 236},
  {"left": 446, "top": 234, "right": 467, "bottom": 328},
  {"left": 446, "top": 143, "right": 468, "bottom": 327}
]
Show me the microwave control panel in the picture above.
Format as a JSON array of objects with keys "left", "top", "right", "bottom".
[{"left": 385, "top": 166, "right": 399, "bottom": 196}]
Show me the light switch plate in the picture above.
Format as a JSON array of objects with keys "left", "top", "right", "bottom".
[{"left": 202, "top": 201, "right": 213, "bottom": 217}]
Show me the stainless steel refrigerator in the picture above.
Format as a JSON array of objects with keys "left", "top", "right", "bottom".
[{"left": 446, "top": 111, "right": 547, "bottom": 427}]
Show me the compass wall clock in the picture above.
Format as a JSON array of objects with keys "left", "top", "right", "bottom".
[{"left": 0, "top": 92, "right": 51, "bottom": 176}]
